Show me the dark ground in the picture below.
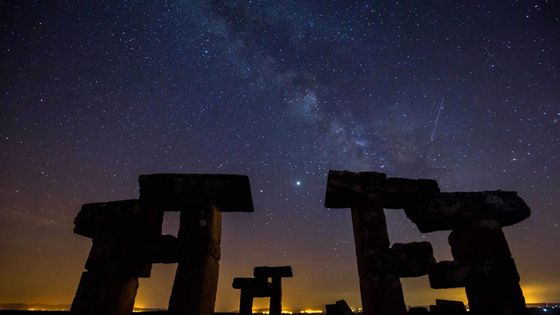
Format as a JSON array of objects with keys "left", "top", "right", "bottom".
[{"left": 0, "top": 312, "right": 554, "bottom": 314}]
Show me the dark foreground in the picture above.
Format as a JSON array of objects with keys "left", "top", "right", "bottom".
[{"left": 0, "top": 309, "right": 559, "bottom": 315}]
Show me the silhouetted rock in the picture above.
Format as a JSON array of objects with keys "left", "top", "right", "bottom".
[
  {"left": 150, "top": 235, "right": 180, "bottom": 264},
  {"left": 70, "top": 271, "right": 138, "bottom": 315},
  {"left": 404, "top": 191, "right": 530, "bottom": 233},
  {"left": 232, "top": 266, "right": 293, "bottom": 315},
  {"left": 147, "top": 174, "right": 254, "bottom": 315},
  {"left": 448, "top": 224, "right": 512, "bottom": 261},
  {"left": 325, "top": 170, "right": 413, "bottom": 315},
  {"left": 324, "top": 169, "right": 531, "bottom": 315},
  {"left": 389, "top": 242, "right": 435, "bottom": 277},
  {"left": 71, "top": 173, "right": 255, "bottom": 315},
  {"left": 449, "top": 225, "right": 526, "bottom": 315},
  {"left": 85, "top": 239, "right": 152, "bottom": 277},
  {"left": 382, "top": 177, "right": 440, "bottom": 209},
  {"left": 326, "top": 300, "right": 354, "bottom": 315},
  {"left": 71, "top": 199, "right": 160, "bottom": 315},
  {"left": 139, "top": 173, "right": 254, "bottom": 212},
  {"left": 428, "top": 261, "right": 468, "bottom": 289},
  {"left": 74, "top": 199, "right": 162, "bottom": 240},
  {"left": 324, "top": 170, "right": 439, "bottom": 209}
]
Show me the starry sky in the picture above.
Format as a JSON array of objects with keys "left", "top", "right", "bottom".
[{"left": 1, "top": 0, "right": 559, "bottom": 311}]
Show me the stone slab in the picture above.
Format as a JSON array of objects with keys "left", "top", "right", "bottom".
[
  {"left": 74, "top": 199, "right": 162, "bottom": 240},
  {"left": 85, "top": 240, "right": 152, "bottom": 278},
  {"left": 139, "top": 173, "right": 254, "bottom": 212},
  {"left": 428, "top": 261, "right": 468, "bottom": 289},
  {"left": 388, "top": 242, "right": 436, "bottom": 277},
  {"left": 404, "top": 191, "right": 530, "bottom": 232},
  {"left": 324, "top": 170, "right": 439, "bottom": 209}
]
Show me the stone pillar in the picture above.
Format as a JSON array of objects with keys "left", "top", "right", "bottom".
[
  {"left": 233, "top": 278, "right": 256, "bottom": 315},
  {"left": 449, "top": 225, "right": 527, "bottom": 315},
  {"left": 405, "top": 190, "right": 531, "bottom": 315},
  {"left": 270, "top": 276, "right": 282, "bottom": 315},
  {"left": 240, "top": 288, "right": 254, "bottom": 315},
  {"left": 168, "top": 202, "right": 222, "bottom": 315},
  {"left": 70, "top": 199, "right": 161, "bottom": 315},
  {"left": 253, "top": 266, "right": 293, "bottom": 315},
  {"left": 139, "top": 173, "right": 254, "bottom": 315},
  {"left": 325, "top": 171, "right": 438, "bottom": 315},
  {"left": 71, "top": 272, "right": 138, "bottom": 315},
  {"left": 350, "top": 197, "right": 406, "bottom": 315}
]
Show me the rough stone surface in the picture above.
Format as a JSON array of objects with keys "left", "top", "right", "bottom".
[
  {"left": 324, "top": 170, "right": 387, "bottom": 208},
  {"left": 448, "top": 225, "right": 526, "bottom": 315},
  {"left": 72, "top": 173, "right": 255, "bottom": 315},
  {"left": 85, "top": 240, "right": 152, "bottom": 278},
  {"left": 139, "top": 173, "right": 254, "bottom": 212},
  {"left": 324, "top": 170, "right": 439, "bottom": 209},
  {"left": 232, "top": 278, "right": 257, "bottom": 315},
  {"left": 448, "top": 225, "right": 512, "bottom": 260},
  {"left": 232, "top": 277, "right": 256, "bottom": 290},
  {"left": 428, "top": 261, "right": 468, "bottom": 289},
  {"left": 74, "top": 199, "right": 162, "bottom": 240},
  {"left": 168, "top": 204, "right": 222, "bottom": 315},
  {"left": 388, "top": 242, "right": 435, "bottom": 277},
  {"left": 382, "top": 177, "right": 440, "bottom": 209},
  {"left": 404, "top": 191, "right": 530, "bottom": 232},
  {"left": 349, "top": 199, "right": 407, "bottom": 315},
  {"left": 70, "top": 271, "right": 138, "bottom": 315},
  {"left": 466, "top": 280, "right": 527, "bottom": 315},
  {"left": 150, "top": 234, "right": 180, "bottom": 264},
  {"left": 324, "top": 169, "right": 530, "bottom": 315}
]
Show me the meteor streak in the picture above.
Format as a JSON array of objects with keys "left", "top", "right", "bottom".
[{"left": 431, "top": 97, "right": 445, "bottom": 142}]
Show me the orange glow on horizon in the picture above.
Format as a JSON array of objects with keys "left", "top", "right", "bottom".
[
  {"left": 521, "top": 284, "right": 553, "bottom": 304},
  {"left": 300, "top": 309, "right": 323, "bottom": 313}
]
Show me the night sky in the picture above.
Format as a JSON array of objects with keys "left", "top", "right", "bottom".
[{"left": 1, "top": 0, "right": 559, "bottom": 311}]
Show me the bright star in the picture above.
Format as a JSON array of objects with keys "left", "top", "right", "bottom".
[{"left": 295, "top": 180, "right": 302, "bottom": 186}]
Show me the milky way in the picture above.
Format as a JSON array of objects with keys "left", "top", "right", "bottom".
[{"left": 1, "top": 0, "right": 559, "bottom": 310}]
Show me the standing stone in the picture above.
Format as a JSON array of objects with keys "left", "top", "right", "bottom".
[
  {"left": 70, "top": 199, "right": 162, "bottom": 315},
  {"left": 71, "top": 173, "right": 254, "bottom": 315},
  {"left": 351, "top": 197, "right": 407, "bottom": 315},
  {"left": 253, "top": 266, "right": 293, "bottom": 315},
  {"left": 232, "top": 278, "right": 258, "bottom": 315},
  {"left": 139, "top": 173, "right": 254, "bottom": 315},
  {"left": 325, "top": 170, "right": 439, "bottom": 315},
  {"left": 449, "top": 225, "right": 526, "bottom": 315},
  {"left": 232, "top": 266, "right": 293, "bottom": 315},
  {"left": 167, "top": 202, "right": 222, "bottom": 315},
  {"left": 71, "top": 272, "right": 138, "bottom": 315}
]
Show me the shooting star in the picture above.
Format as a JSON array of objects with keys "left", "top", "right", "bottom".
[{"left": 431, "top": 97, "right": 445, "bottom": 142}]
